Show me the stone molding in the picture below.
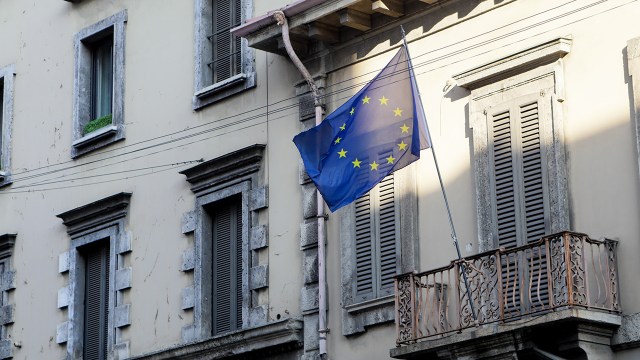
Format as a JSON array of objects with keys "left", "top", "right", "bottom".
[
  {"left": 56, "top": 192, "right": 132, "bottom": 237},
  {"left": 130, "top": 319, "right": 303, "bottom": 360},
  {"left": 56, "top": 193, "right": 133, "bottom": 359}
]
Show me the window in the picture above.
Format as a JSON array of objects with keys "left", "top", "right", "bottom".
[
  {"left": 80, "top": 240, "right": 110, "bottom": 360},
  {"left": 193, "top": 0, "right": 255, "bottom": 109},
  {"left": 56, "top": 192, "right": 133, "bottom": 360},
  {"left": 209, "top": 195, "right": 243, "bottom": 335},
  {"left": 0, "top": 64, "right": 15, "bottom": 187},
  {"left": 90, "top": 37, "right": 113, "bottom": 123},
  {"left": 354, "top": 175, "right": 397, "bottom": 303},
  {"left": 454, "top": 37, "right": 571, "bottom": 252},
  {"left": 72, "top": 10, "right": 126, "bottom": 158},
  {"left": 340, "top": 166, "right": 419, "bottom": 336},
  {"left": 179, "top": 145, "right": 269, "bottom": 343},
  {"left": 0, "top": 234, "right": 16, "bottom": 360}
]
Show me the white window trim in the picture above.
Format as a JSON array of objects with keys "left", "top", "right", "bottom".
[
  {"left": 0, "top": 65, "right": 15, "bottom": 187},
  {"left": 72, "top": 10, "right": 127, "bottom": 158},
  {"left": 193, "top": 0, "right": 256, "bottom": 110}
]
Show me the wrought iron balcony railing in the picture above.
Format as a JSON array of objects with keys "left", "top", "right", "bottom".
[{"left": 395, "top": 231, "right": 620, "bottom": 345}]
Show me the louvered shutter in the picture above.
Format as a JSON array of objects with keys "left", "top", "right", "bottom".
[
  {"left": 355, "top": 174, "right": 397, "bottom": 302},
  {"left": 488, "top": 95, "right": 550, "bottom": 316},
  {"left": 83, "top": 242, "right": 110, "bottom": 360},
  {"left": 212, "top": 197, "right": 242, "bottom": 335},
  {"left": 488, "top": 96, "right": 549, "bottom": 249},
  {"left": 211, "top": 0, "right": 242, "bottom": 84}
]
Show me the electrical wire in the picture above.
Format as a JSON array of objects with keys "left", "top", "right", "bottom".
[{"left": 2, "top": 0, "right": 635, "bottom": 193}]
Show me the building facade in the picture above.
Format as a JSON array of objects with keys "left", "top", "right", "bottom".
[{"left": 1, "top": 0, "right": 640, "bottom": 359}]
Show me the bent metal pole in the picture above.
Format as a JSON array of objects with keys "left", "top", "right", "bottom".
[
  {"left": 400, "top": 26, "right": 478, "bottom": 323},
  {"left": 274, "top": 11, "right": 329, "bottom": 357}
]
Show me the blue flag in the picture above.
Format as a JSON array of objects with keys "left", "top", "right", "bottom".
[{"left": 293, "top": 45, "right": 430, "bottom": 212}]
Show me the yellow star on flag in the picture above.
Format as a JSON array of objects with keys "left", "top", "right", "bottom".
[
  {"left": 334, "top": 137, "right": 342, "bottom": 144},
  {"left": 397, "top": 141, "right": 408, "bottom": 151},
  {"left": 379, "top": 96, "right": 389, "bottom": 105},
  {"left": 362, "top": 96, "right": 371, "bottom": 104},
  {"left": 338, "top": 149, "right": 347, "bottom": 158},
  {"left": 352, "top": 158, "right": 362, "bottom": 168},
  {"left": 400, "top": 123, "right": 410, "bottom": 134},
  {"left": 386, "top": 155, "right": 395, "bottom": 164},
  {"left": 349, "top": 107, "right": 355, "bottom": 116},
  {"left": 393, "top": 107, "right": 403, "bottom": 117},
  {"left": 339, "top": 123, "right": 346, "bottom": 131},
  {"left": 370, "top": 161, "right": 379, "bottom": 170}
]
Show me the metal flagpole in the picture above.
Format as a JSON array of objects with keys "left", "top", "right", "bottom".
[{"left": 400, "top": 26, "right": 478, "bottom": 323}]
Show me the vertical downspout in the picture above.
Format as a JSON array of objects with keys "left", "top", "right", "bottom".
[{"left": 273, "top": 11, "right": 328, "bottom": 358}]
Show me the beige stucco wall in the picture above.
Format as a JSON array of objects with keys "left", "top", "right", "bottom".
[
  {"left": 0, "top": 0, "right": 303, "bottom": 358},
  {"left": 2, "top": 0, "right": 640, "bottom": 358}
]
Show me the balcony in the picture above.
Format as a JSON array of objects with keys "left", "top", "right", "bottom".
[{"left": 392, "top": 232, "right": 621, "bottom": 359}]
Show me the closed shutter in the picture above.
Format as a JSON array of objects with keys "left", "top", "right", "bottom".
[
  {"left": 211, "top": 0, "right": 242, "bottom": 84},
  {"left": 488, "top": 94, "right": 550, "bottom": 316},
  {"left": 83, "top": 241, "right": 110, "bottom": 360},
  {"left": 488, "top": 95, "right": 549, "bottom": 248},
  {"left": 211, "top": 196, "right": 243, "bottom": 335},
  {"left": 355, "top": 174, "right": 397, "bottom": 302}
]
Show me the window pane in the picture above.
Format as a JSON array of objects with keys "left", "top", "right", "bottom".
[{"left": 91, "top": 38, "right": 113, "bottom": 120}]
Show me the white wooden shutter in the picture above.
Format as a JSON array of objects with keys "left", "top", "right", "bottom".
[
  {"left": 355, "top": 174, "right": 398, "bottom": 302},
  {"left": 83, "top": 242, "right": 110, "bottom": 360},
  {"left": 212, "top": 197, "right": 242, "bottom": 335}
]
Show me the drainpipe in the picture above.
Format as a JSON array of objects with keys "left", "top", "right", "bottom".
[{"left": 273, "top": 11, "right": 328, "bottom": 358}]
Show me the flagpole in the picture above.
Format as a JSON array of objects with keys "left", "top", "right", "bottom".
[{"left": 400, "top": 26, "right": 478, "bottom": 323}]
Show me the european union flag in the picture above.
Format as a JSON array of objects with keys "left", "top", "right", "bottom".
[{"left": 293, "top": 45, "right": 430, "bottom": 212}]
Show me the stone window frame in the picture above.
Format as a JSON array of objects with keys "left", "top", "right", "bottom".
[
  {"left": 626, "top": 36, "right": 640, "bottom": 186},
  {"left": 193, "top": 0, "right": 256, "bottom": 110},
  {"left": 0, "top": 234, "right": 16, "bottom": 360},
  {"left": 339, "top": 164, "right": 419, "bottom": 336},
  {"left": 72, "top": 10, "right": 127, "bottom": 158},
  {"left": 179, "top": 144, "right": 270, "bottom": 345},
  {"left": 0, "top": 64, "right": 15, "bottom": 188},
  {"left": 454, "top": 37, "right": 571, "bottom": 252},
  {"left": 56, "top": 193, "right": 133, "bottom": 360}
]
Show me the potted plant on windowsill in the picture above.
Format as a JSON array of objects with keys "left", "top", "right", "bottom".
[{"left": 83, "top": 113, "right": 112, "bottom": 135}]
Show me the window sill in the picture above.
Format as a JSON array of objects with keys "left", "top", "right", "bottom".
[
  {"left": 72, "top": 125, "right": 118, "bottom": 148},
  {"left": 130, "top": 318, "right": 303, "bottom": 360},
  {"left": 195, "top": 73, "right": 248, "bottom": 99},
  {"left": 71, "top": 125, "right": 123, "bottom": 158},
  {"left": 0, "top": 171, "right": 11, "bottom": 188},
  {"left": 193, "top": 72, "right": 256, "bottom": 111},
  {"left": 345, "top": 295, "right": 395, "bottom": 314}
]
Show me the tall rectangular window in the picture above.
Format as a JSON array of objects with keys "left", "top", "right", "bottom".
[
  {"left": 210, "top": 0, "right": 242, "bottom": 85},
  {"left": 354, "top": 174, "right": 397, "bottom": 303},
  {"left": 0, "top": 64, "right": 15, "bottom": 187},
  {"left": 90, "top": 37, "right": 113, "bottom": 121},
  {"left": 194, "top": 0, "right": 255, "bottom": 109},
  {"left": 80, "top": 241, "right": 110, "bottom": 360},
  {"left": 72, "top": 10, "right": 126, "bottom": 158},
  {"left": 210, "top": 196, "right": 243, "bottom": 336},
  {"left": 488, "top": 95, "right": 550, "bottom": 250}
]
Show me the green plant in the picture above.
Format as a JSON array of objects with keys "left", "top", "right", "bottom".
[{"left": 83, "top": 114, "right": 113, "bottom": 135}]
